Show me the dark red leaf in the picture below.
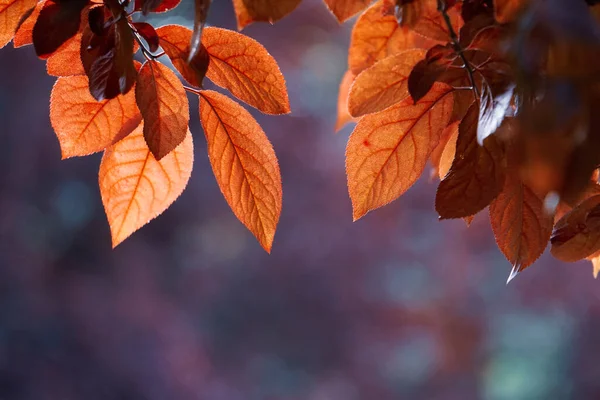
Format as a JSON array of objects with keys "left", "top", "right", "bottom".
[
  {"left": 133, "top": 22, "right": 159, "bottom": 53},
  {"left": 189, "top": 0, "right": 211, "bottom": 62},
  {"left": 32, "top": 0, "right": 89, "bottom": 58}
]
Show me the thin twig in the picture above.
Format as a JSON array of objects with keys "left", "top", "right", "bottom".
[{"left": 436, "top": 0, "right": 479, "bottom": 99}]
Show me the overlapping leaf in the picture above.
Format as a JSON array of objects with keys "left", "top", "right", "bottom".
[
  {"left": 99, "top": 122, "right": 193, "bottom": 247},
  {"left": 136, "top": 60, "right": 189, "bottom": 160},
  {"left": 551, "top": 195, "right": 600, "bottom": 262},
  {"left": 323, "top": 0, "right": 371, "bottom": 23},
  {"left": 336, "top": 70, "right": 356, "bottom": 132},
  {"left": 348, "top": 48, "right": 426, "bottom": 117},
  {"left": 347, "top": 82, "right": 453, "bottom": 220},
  {"left": 156, "top": 25, "right": 209, "bottom": 87},
  {"left": 12, "top": 0, "right": 41, "bottom": 48},
  {"left": 202, "top": 27, "right": 290, "bottom": 115},
  {"left": 232, "top": 0, "right": 302, "bottom": 30},
  {"left": 198, "top": 90, "right": 282, "bottom": 252},
  {"left": 436, "top": 103, "right": 506, "bottom": 219},
  {"left": 51, "top": 75, "right": 141, "bottom": 158},
  {"left": 0, "top": 0, "right": 36, "bottom": 49}
]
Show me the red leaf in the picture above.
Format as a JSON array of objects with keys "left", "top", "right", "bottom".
[
  {"left": 133, "top": 22, "right": 159, "bottom": 53},
  {"left": 189, "top": 0, "right": 210, "bottom": 62},
  {"left": 32, "top": 0, "right": 88, "bottom": 58}
]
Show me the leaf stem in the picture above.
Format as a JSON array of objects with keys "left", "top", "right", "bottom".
[
  {"left": 436, "top": 0, "right": 479, "bottom": 98},
  {"left": 184, "top": 85, "right": 202, "bottom": 95}
]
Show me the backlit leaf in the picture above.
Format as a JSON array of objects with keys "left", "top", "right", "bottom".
[
  {"left": 46, "top": 31, "right": 84, "bottom": 76},
  {"left": 433, "top": 121, "right": 459, "bottom": 180},
  {"left": 203, "top": 27, "right": 290, "bottom": 115},
  {"left": 50, "top": 75, "right": 141, "bottom": 158},
  {"left": 0, "top": 0, "right": 36, "bottom": 49},
  {"left": 348, "top": 49, "right": 426, "bottom": 117},
  {"left": 436, "top": 103, "right": 506, "bottom": 219},
  {"left": 99, "top": 122, "right": 193, "bottom": 247},
  {"left": 232, "top": 0, "right": 302, "bottom": 30},
  {"left": 32, "top": 0, "right": 88, "bottom": 57},
  {"left": 412, "top": 0, "right": 463, "bottom": 42},
  {"left": 198, "top": 90, "right": 282, "bottom": 252},
  {"left": 336, "top": 70, "right": 357, "bottom": 132},
  {"left": 136, "top": 60, "right": 189, "bottom": 160},
  {"left": 347, "top": 82, "right": 454, "bottom": 220},
  {"left": 12, "top": 0, "right": 41, "bottom": 48},
  {"left": 349, "top": 0, "right": 420, "bottom": 75},
  {"left": 489, "top": 172, "right": 553, "bottom": 271},
  {"left": 323, "top": 0, "right": 372, "bottom": 23},
  {"left": 551, "top": 195, "right": 600, "bottom": 262},
  {"left": 156, "top": 25, "right": 209, "bottom": 88}
]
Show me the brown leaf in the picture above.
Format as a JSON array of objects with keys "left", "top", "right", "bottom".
[
  {"left": 12, "top": 0, "right": 42, "bottom": 48},
  {"left": 336, "top": 70, "right": 357, "bottom": 132},
  {"left": 348, "top": 48, "right": 426, "bottom": 117},
  {"left": 135, "top": 60, "right": 189, "bottom": 160},
  {"left": 99, "top": 122, "right": 193, "bottom": 247},
  {"left": 551, "top": 195, "right": 600, "bottom": 262},
  {"left": 198, "top": 90, "right": 282, "bottom": 252},
  {"left": 349, "top": 0, "right": 424, "bottom": 75},
  {"left": 203, "top": 27, "right": 290, "bottom": 115},
  {"left": 347, "top": 82, "right": 454, "bottom": 220},
  {"left": 0, "top": 0, "right": 36, "bottom": 49},
  {"left": 232, "top": 0, "right": 302, "bottom": 30},
  {"left": 436, "top": 103, "right": 506, "bottom": 219},
  {"left": 156, "top": 25, "right": 209, "bottom": 88},
  {"left": 323, "top": 0, "right": 371, "bottom": 23},
  {"left": 489, "top": 172, "right": 553, "bottom": 271},
  {"left": 50, "top": 75, "right": 141, "bottom": 158}
]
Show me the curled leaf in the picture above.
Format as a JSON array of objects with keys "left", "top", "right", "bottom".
[{"left": 551, "top": 195, "right": 600, "bottom": 262}]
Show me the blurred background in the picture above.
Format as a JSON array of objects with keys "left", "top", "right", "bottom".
[{"left": 1, "top": 1, "right": 599, "bottom": 399}]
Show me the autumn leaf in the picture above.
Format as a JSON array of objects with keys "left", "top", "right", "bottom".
[
  {"left": 349, "top": 0, "right": 421, "bottom": 75},
  {"left": 551, "top": 195, "right": 600, "bottom": 262},
  {"left": 156, "top": 25, "right": 209, "bottom": 88},
  {"left": 348, "top": 49, "right": 426, "bottom": 117},
  {"left": 136, "top": 60, "right": 189, "bottom": 160},
  {"left": 99, "top": 122, "right": 193, "bottom": 248},
  {"left": 32, "top": 0, "right": 88, "bottom": 57},
  {"left": 489, "top": 172, "right": 553, "bottom": 272},
  {"left": 132, "top": 22, "right": 159, "bottom": 53},
  {"left": 436, "top": 103, "right": 506, "bottom": 219},
  {"left": 232, "top": 0, "right": 302, "bottom": 30},
  {"left": 12, "top": 0, "right": 42, "bottom": 48},
  {"left": 323, "top": 0, "right": 371, "bottom": 23},
  {"left": 431, "top": 121, "right": 459, "bottom": 180},
  {"left": 202, "top": 27, "right": 290, "bottom": 115},
  {"left": 50, "top": 75, "right": 141, "bottom": 158},
  {"left": 336, "top": 70, "right": 357, "bottom": 132},
  {"left": 347, "top": 82, "right": 454, "bottom": 220},
  {"left": 198, "top": 90, "right": 282, "bottom": 252},
  {"left": 412, "top": 0, "right": 463, "bottom": 42},
  {"left": 46, "top": 31, "right": 85, "bottom": 76},
  {"left": 0, "top": 0, "right": 36, "bottom": 49}
]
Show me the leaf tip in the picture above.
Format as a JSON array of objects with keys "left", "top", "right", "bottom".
[{"left": 506, "top": 264, "right": 520, "bottom": 285}]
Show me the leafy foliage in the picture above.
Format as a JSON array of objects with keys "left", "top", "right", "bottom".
[{"left": 4, "top": 0, "right": 600, "bottom": 279}]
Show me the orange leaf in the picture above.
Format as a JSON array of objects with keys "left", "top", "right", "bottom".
[
  {"left": 99, "top": 122, "right": 193, "bottom": 247},
  {"left": 0, "top": 0, "right": 36, "bottom": 49},
  {"left": 551, "top": 195, "right": 600, "bottom": 262},
  {"left": 587, "top": 251, "right": 600, "bottom": 278},
  {"left": 436, "top": 103, "right": 505, "bottom": 219},
  {"left": 348, "top": 49, "right": 426, "bottom": 117},
  {"left": 349, "top": 0, "right": 422, "bottom": 75},
  {"left": 336, "top": 70, "right": 357, "bottom": 132},
  {"left": 323, "top": 0, "right": 371, "bottom": 23},
  {"left": 50, "top": 75, "right": 141, "bottom": 158},
  {"left": 198, "top": 90, "right": 282, "bottom": 252},
  {"left": 431, "top": 121, "right": 459, "bottom": 180},
  {"left": 489, "top": 173, "right": 553, "bottom": 272},
  {"left": 413, "top": 0, "right": 462, "bottom": 42},
  {"left": 232, "top": 0, "right": 302, "bottom": 30},
  {"left": 135, "top": 60, "right": 189, "bottom": 160},
  {"left": 346, "top": 82, "right": 454, "bottom": 220},
  {"left": 202, "top": 27, "right": 290, "bottom": 115},
  {"left": 46, "top": 32, "right": 85, "bottom": 76},
  {"left": 156, "top": 25, "right": 205, "bottom": 87},
  {"left": 12, "top": 0, "right": 42, "bottom": 48}
]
